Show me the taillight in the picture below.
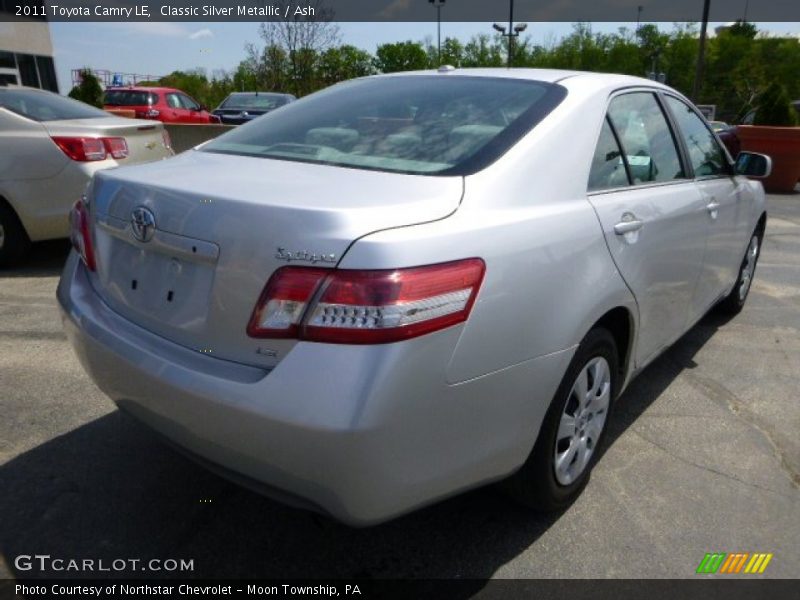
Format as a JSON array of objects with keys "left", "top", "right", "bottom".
[
  {"left": 104, "top": 137, "right": 129, "bottom": 159},
  {"left": 247, "top": 267, "right": 330, "bottom": 339},
  {"left": 69, "top": 198, "right": 96, "bottom": 271},
  {"left": 247, "top": 259, "right": 485, "bottom": 344},
  {"left": 52, "top": 137, "right": 128, "bottom": 161}
]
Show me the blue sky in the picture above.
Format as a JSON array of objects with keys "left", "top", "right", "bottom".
[{"left": 50, "top": 21, "right": 800, "bottom": 94}]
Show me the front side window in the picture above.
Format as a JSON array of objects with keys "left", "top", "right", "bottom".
[
  {"left": 665, "top": 96, "right": 729, "bottom": 178},
  {"left": 588, "top": 117, "right": 630, "bottom": 192},
  {"left": 202, "top": 76, "right": 567, "bottom": 176},
  {"left": 179, "top": 94, "right": 200, "bottom": 110},
  {"left": 608, "top": 92, "right": 685, "bottom": 185},
  {"left": 166, "top": 93, "right": 182, "bottom": 109}
]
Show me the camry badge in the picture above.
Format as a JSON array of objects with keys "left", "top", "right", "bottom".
[
  {"left": 131, "top": 207, "right": 156, "bottom": 243},
  {"left": 275, "top": 247, "right": 337, "bottom": 264}
]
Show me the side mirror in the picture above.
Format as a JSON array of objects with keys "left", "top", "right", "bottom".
[{"left": 735, "top": 152, "right": 772, "bottom": 179}]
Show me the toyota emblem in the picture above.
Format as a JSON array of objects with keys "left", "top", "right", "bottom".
[{"left": 131, "top": 207, "right": 156, "bottom": 243}]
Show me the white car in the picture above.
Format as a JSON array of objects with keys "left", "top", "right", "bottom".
[{"left": 0, "top": 85, "right": 173, "bottom": 265}]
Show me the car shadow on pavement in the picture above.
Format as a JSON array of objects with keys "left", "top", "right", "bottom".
[
  {"left": 0, "top": 305, "right": 732, "bottom": 587},
  {"left": 0, "top": 240, "right": 71, "bottom": 279}
]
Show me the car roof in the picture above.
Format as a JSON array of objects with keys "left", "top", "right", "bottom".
[
  {"left": 105, "top": 86, "right": 179, "bottom": 93},
  {"left": 228, "top": 92, "right": 292, "bottom": 96},
  {"left": 376, "top": 67, "right": 671, "bottom": 90},
  {"left": 0, "top": 84, "right": 52, "bottom": 93}
]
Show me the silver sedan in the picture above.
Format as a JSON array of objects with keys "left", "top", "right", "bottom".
[
  {"left": 0, "top": 85, "right": 173, "bottom": 266},
  {"left": 58, "top": 69, "right": 770, "bottom": 525}
]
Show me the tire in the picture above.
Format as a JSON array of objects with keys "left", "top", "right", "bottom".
[
  {"left": 716, "top": 229, "right": 762, "bottom": 316},
  {"left": 503, "top": 328, "right": 619, "bottom": 511},
  {"left": 0, "top": 201, "right": 32, "bottom": 268}
]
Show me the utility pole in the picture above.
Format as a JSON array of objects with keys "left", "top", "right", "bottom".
[
  {"left": 636, "top": 5, "right": 643, "bottom": 36},
  {"left": 429, "top": 0, "right": 446, "bottom": 65},
  {"left": 692, "top": 0, "right": 711, "bottom": 102},
  {"left": 493, "top": 0, "right": 528, "bottom": 68}
]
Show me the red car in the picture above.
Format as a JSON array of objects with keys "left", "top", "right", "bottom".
[{"left": 103, "top": 86, "right": 219, "bottom": 124}]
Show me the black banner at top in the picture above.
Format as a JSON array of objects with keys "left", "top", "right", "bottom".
[{"left": 3, "top": 0, "right": 800, "bottom": 22}]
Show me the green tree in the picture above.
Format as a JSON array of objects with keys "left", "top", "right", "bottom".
[
  {"left": 318, "top": 45, "right": 374, "bottom": 86},
  {"left": 67, "top": 69, "right": 103, "bottom": 108},
  {"left": 753, "top": 82, "right": 798, "bottom": 126},
  {"left": 462, "top": 34, "right": 505, "bottom": 67},
  {"left": 729, "top": 20, "right": 758, "bottom": 39},
  {"left": 374, "top": 41, "right": 429, "bottom": 73}
]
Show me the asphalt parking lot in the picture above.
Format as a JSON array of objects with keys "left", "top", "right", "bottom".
[{"left": 1, "top": 192, "right": 798, "bottom": 581}]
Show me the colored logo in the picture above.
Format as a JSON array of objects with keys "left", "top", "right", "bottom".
[{"left": 696, "top": 553, "right": 773, "bottom": 574}]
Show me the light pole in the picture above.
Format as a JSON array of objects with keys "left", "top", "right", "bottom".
[
  {"left": 429, "top": 0, "right": 446, "bottom": 65},
  {"left": 636, "top": 5, "right": 643, "bottom": 36},
  {"left": 493, "top": 0, "right": 528, "bottom": 68},
  {"left": 692, "top": 0, "right": 711, "bottom": 102}
]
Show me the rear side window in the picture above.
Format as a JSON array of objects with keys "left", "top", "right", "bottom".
[
  {"left": 664, "top": 96, "right": 729, "bottom": 178},
  {"left": 588, "top": 118, "right": 630, "bottom": 191},
  {"left": 608, "top": 93, "right": 685, "bottom": 185},
  {"left": 202, "top": 76, "right": 567, "bottom": 176},
  {"left": 104, "top": 90, "right": 158, "bottom": 106},
  {"left": 0, "top": 88, "right": 108, "bottom": 121}
]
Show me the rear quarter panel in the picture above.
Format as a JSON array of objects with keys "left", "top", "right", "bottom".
[{"left": 341, "top": 77, "right": 638, "bottom": 384}]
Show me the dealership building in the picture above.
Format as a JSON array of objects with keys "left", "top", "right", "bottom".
[{"left": 0, "top": 1, "right": 59, "bottom": 92}]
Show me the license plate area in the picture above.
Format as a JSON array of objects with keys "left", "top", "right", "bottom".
[{"left": 94, "top": 214, "right": 219, "bottom": 335}]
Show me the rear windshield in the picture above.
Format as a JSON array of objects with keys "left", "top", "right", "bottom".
[
  {"left": 104, "top": 90, "right": 158, "bottom": 106},
  {"left": 202, "top": 76, "right": 566, "bottom": 176},
  {"left": 0, "top": 88, "right": 109, "bottom": 121},
  {"left": 221, "top": 94, "right": 291, "bottom": 110}
]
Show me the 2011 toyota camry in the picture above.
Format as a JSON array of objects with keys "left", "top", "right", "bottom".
[{"left": 58, "top": 69, "right": 770, "bottom": 525}]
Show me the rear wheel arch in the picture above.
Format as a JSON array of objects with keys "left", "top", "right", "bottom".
[
  {"left": 0, "top": 193, "right": 32, "bottom": 265},
  {"left": 588, "top": 307, "right": 634, "bottom": 383},
  {"left": 756, "top": 212, "right": 767, "bottom": 237},
  {"left": 0, "top": 193, "right": 29, "bottom": 235}
]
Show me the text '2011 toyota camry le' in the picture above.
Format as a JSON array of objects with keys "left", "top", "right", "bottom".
[{"left": 58, "top": 68, "right": 770, "bottom": 525}]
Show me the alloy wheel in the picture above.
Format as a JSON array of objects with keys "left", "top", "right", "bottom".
[
  {"left": 554, "top": 356, "right": 611, "bottom": 486},
  {"left": 738, "top": 235, "right": 759, "bottom": 301}
]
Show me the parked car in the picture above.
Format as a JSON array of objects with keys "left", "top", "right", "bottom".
[
  {"left": 709, "top": 120, "right": 730, "bottom": 132},
  {"left": 212, "top": 92, "right": 296, "bottom": 125},
  {"left": 0, "top": 84, "right": 173, "bottom": 265},
  {"left": 58, "top": 69, "right": 771, "bottom": 525},
  {"left": 103, "top": 86, "right": 220, "bottom": 124}
]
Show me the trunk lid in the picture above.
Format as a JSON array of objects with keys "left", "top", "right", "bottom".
[
  {"left": 88, "top": 150, "right": 463, "bottom": 368},
  {"left": 43, "top": 116, "right": 172, "bottom": 165}
]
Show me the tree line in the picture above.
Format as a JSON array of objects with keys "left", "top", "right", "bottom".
[{"left": 73, "top": 21, "right": 800, "bottom": 123}]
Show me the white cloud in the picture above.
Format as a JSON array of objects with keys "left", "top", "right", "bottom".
[{"left": 189, "top": 28, "right": 214, "bottom": 40}]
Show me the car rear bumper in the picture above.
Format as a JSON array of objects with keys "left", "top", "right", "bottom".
[{"left": 58, "top": 251, "right": 573, "bottom": 525}]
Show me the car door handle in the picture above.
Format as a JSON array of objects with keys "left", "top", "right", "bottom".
[
  {"left": 706, "top": 201, "right": 721, "bottom": 218},
  {"left": 614, "top": 219, "right": 644, "bottom": 235}
]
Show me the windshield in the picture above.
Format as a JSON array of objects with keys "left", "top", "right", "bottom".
[
  {"left": 0, "top": 88, "right": 109, "bottom": 121},
  {"left": 221, "top": 94, "right": 291, "bottom": 110},
  {"left": 202, "top": 76, "right": 566, "bottom": 176},
  {"left": 104, "top": 90, "right": 158, "bottom": 106}
]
